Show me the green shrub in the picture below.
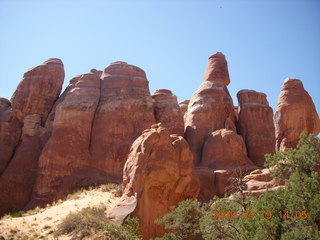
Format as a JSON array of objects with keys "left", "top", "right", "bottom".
[{"left": 155, "top": 199, "right": 205, "bottom": 239}]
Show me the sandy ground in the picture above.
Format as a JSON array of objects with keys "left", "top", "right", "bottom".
[{"left": 0, "top": 187, "right": 120, "bottom": 240}]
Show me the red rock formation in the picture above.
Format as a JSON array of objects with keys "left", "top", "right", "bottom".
[
  {"left": 0, "top": 59, "right": 64, "bottom": 214},
  {"left": 274, "top": 78, "right": 320, "bottom": 151},
  {"left": 184, "top": 53, "right": 236, "bottom": 165},
  {"left": 195, "top": 167, "right": 216, "bottom": 201},
  {"left": 11, "top": 58, "right": 65, "bottom": 124},
  {"left": 202, "top": 52, "right": 230, "bottom": 86},
  {"left": 237, "top": 90, "right": 275, "bottom": 166},
  {"left": 200, "top": 129, "right": 257, "bottom": 197},
  {"left": 106, "top": 124, "right": 200, "bottom": 239},
  {"left": 242, "top": 168, "right": 284, "bottom": 196},
  {"left": 29, "top": 72, "right": 101, "bottom": 206},
  {"left": 90, "top": 62, "right": 156, "bottom": 181},
  {"left": 0, "top": 59, "right": 64, "bottom": 176},
  {"left": 29, "top": 62, "right": 156, "bottom": 207},
  {"left": 0, "top": 99, "right": 21, "bottom": 175},
  {"left": 0, "top": 98, "right": 10, "bottom": 112},
  {"left": 0, "top": 114, "right": 46, "bottom": 215},
  {"left": 179, "top": 99, "right": 189, "bottom": 119},
  {"left": 152, "top": 89, "right": 184, "bottom": 135},
  {"left": 201, "top": 129, "right": 255, "bottom": 170}
]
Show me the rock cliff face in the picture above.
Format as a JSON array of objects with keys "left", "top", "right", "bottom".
[
  {"left": 30, "top": 62, "right": 156, "bottom": 206},
  {"left": 106, "top": 124, "right": 199, "bottom": 240},
  {"left": 30, "top": 72, "right": 102, "bottom": 206},
  {"left": 184, "top": 53, "right": 236, "bottom": 165},
  {"left": 274, "top": 78, "right": 320, "bottom": 151},
  {"left": 0, "top": 114, "right": 46, "bottom": 214},
  {"left": 152, "top": 89, "right": 184, "bottom": 135},
  {"left": 0, "top": 99, "right": 21, "bottom": 175},
  {"left": 237, "top": 90, "right": 275, "bottom": 166},
  {"left": 90, "top": 62, "right": 156, "bottom": 181},
  {"left": 0, "top": 59, "right": 65, "bottom": 215},
  {"left": 1, "top": 53, "right": 319, "bottom": 220}
]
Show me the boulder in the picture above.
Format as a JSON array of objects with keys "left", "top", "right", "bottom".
[
  {"left": 274, "top": 78, "right": 320, "bottom": 151},
  {"left": 106, "top": 124, "right": 200, "bottom": 239},
  {"left": 237, "top": 90, "right": 275, "bottom": 166},
  {"left": 152, "top": 89, "right": 184, "bottom": 135},
  {"left": 90, "top": 61, "right": 156, "bottom": 181},
  {"left": 184, "top": 53, "right": 236, "bottom": 165}
]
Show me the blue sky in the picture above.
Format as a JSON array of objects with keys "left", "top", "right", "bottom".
[{"left": 0, "top": 0, "right": 319, "bottom": 113}]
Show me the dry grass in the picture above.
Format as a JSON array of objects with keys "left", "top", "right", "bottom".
[{"left": 0, "top": 183, "right": 122, "bottom": 240}]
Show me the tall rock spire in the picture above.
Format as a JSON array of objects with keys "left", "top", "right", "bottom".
[
  {"left": 237, "top": 89, "right": 275, "bottom": 166},
  {"left": 202, "top": 52, "right": 230, "bottom": 85},
  {"left": 274, "top": 78, "right": 320, "bottom": 151},
  {"left": 184, "top": 52, "right": 236, "bottom": 165}
]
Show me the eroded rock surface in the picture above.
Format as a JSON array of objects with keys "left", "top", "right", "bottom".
[
  {"left": 184, "top": 53, "right": 236, "bottom": 164},
  {"left": 0, "top": 114, "right": 46, "bottom": 215},
  {"left": 11, "top": 58, "right": 65, "bottom": 124},
  {"left": 201, "top": 129, "right": 255, "bottom": 170},
  {"left": 179, "top": 99, "right": 189, "bottom": 119},
  {"left": 243, "top": 168, "right": 284, "bottom": 195},
  {"left": 90, "top": 62, "right": 156, "bottom": 181},
  {"left": 30, "top": 72, "right": 102, "bottom": 206},
  {"left": 0, "top": 59, "right": 64, "bottom": 176},
  {"left": 0, "top": 105, "right": 21, "bottom": 175},
  {"left": 274, "top": 78, "right": 320, "bottom": 151},
  {"left": 152, "top": 89, "right": 184, "bottom": 135},
  {"left": 106, "top": 124, "right": 200, "bottom": 239},
  {"left": 237, "top": 90, "right": 275, "bottom": 166}
]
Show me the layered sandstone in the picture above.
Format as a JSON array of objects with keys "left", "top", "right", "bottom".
[
  {"left": 0, "top": 59, "right": 64, "bottom": 175},
  {"left": 184, "top": 53, "right": 236, "bottom": 164},
  {"left": 243, "top": 168, "right": 285, "bottom": 195},
  {"left": 90, "top": 62, "right": 156, "bottom": 181},
  {"left": 106, "top": 124, "right": 200, "bottom": 239},
  {"left": 152, "top": 89, "right": 184, "bottom": 135},
  {"left": 29, "top": 73, "right": 102, "bottom": 206},
  {"left": 29, "top": 62, "right": 157, "bottom": 207},
  {"left": 237, "top": 90, "right": 275, "bottom": 166},
  {"left": 274, "top": 78, "right": 320, "bottom": 151},
  {"left": 0, "top": 59, "right": 64, "bottom": 214}
]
